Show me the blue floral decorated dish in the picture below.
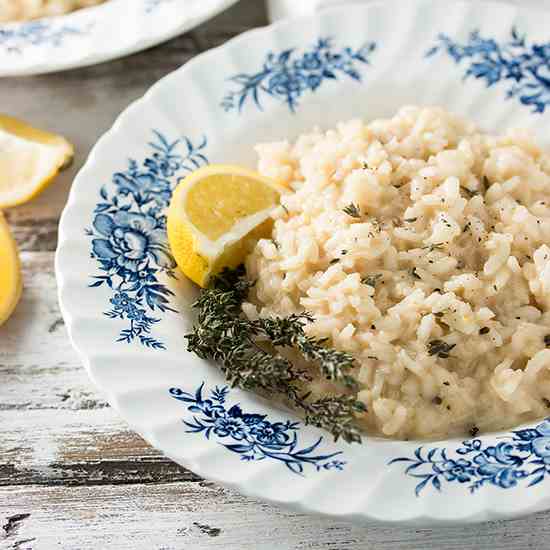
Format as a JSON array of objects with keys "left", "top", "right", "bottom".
[
  {"left": 57, "top": 0, "right": 550, "bottom": 525},
  {"left": 0, "top": 0, "right": 238, "bottom": 77}
]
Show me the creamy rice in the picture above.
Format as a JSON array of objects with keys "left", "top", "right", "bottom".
[
  {"left": 244, "top": 106, "right": 550, "bottom": 440},
  {"left": 0, "top": 0, "right": 105, "bottom": 22}
]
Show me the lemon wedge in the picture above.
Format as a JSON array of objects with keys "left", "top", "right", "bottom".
[
  {"left": 0, "top": 211, "right": 22, "bottom": 326},
  {"left": 0, "top": 114, "right": 74, "bottom": 208},
  {"left": 167, "top": 164, "right": 285, "bottom": 287}
]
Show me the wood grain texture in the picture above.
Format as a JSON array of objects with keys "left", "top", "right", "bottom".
[
  {"left": 3, "top": 483, "right": 550, "bottom": 550},
  {"left": 3, "top": 1, "right": 550, "bottom": 548}
]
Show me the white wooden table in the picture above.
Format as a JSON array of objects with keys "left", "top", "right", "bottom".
[{"left": 1, "top": 1, "right": 550, "bottom": 548}]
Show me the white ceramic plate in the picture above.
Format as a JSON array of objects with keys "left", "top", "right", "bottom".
[
  {"left": 0, "top": 0, "right": 238, "bottom": 77},
  {"left": 57, "top": 0, "right": 550, "bottom": 525}
]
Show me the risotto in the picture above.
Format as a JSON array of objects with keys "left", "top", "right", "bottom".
[
  {"left": 243, "top": 106, "right": 550, "bottom": 440},
  {"left": 0, "top": 0, "right": 105, "bottom": 22}
]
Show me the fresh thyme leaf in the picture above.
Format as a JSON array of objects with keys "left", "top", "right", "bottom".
[
  {"left": 301, "top": 395, "right": 366, "bottom": 444},
  {"left": 460, "top": 186, "right": 478, "bottom": 198},
  {"left": 411, "top": 267, "right": 421, "bottom": 280},
  {"left": 426, "top": 339, "right": 456, "bottom": 358},
  {"left": 185, "top": 266, "right": 365, "bottom": 443},
  {"left": 343, "top": 203, "right": 361, "bottom": 218},
  {"left": 421, "top": 242, "right": 445, "bottom": 252},
  {"left": 361, "top": 273, "right": 382, "bottom": 288},
  {"left": 258, "top": 314, "right": 358, "bottom": 389}
]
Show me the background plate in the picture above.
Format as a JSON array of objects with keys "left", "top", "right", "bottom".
[{"left": 0, "top": 0, "right": 238, "bottom": 76}]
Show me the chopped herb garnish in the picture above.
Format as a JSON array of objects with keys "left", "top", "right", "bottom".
[
  {"left": 185, "top": 267, "right": 365, "bottom": 443},
  {"left": 343, "top": 203, "right": 361, "bottom": 218},
  {"left": 479, "top": 327, "right": 490, "bottom": 335},
  {"left": 361, "top": 273, "right": 383, "bottom": 288},
  {"left": 427, "top": 339, "right": 456, "bottom": 358},
  {"left": 460, "top": 186, "right": 478, "bottom": 198},
  {"left": 422, "top": 242, "right": 445, "bottom": 252}
]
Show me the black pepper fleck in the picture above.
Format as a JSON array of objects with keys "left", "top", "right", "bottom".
[
  {"left": 479, "top": 327, "right": 490, "bottom": 335},
  {"left": 469, "top": 426, "right": 479, "bottom": 437}
]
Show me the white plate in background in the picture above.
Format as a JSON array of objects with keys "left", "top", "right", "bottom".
[{"left": 0, "top": 0, "right": 238, "bottom": 77}]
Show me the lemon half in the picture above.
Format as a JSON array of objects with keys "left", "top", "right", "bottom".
[
  {"left": 167, "top": 164, "right": 285, "bottom": 287},
  {"left": 0, "top": 114, "right": 74, "bottom": 208},
  {"left": 0, "top": 211, "right": 22, "bottom": 326}
]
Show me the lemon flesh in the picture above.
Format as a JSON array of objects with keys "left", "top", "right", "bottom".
[
  {"left": 167, "top": 164, "right": 285, "bottom": 287},
  {"left": 0, "top": 211, "right": 22, "bottom": 326},
  {"left": 0, "top": 114, "right": 74, "bottom": 208}
]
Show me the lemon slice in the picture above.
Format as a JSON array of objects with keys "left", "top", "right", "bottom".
[
  {"left": 167, "top": 164, "right": 285, "bottom": 287},
  {"left": 0, "top": 211, "right": 22, "bottom": 326},
  {"left": 0, "top": 114, "right": 74, "bottom": 208}
]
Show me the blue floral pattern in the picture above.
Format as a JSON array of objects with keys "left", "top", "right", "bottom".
[
  {"left": 87, "top": 131, "right": 208, "bottom": 349},
  {"left": 170, "top": 384, "right": 346, "bottom": 475},
  {"left": 390, "top": 418, "right": 550, "bottom": 495},
  {"left": 427, "top": 27, "right": 550, "bottom": 113},
  {"left": 0, "top": 1, "right": 173, "bottom": 54},
  {"left": 0, "top": 20, "right": 89, "bottom": 54},
  {"left": 221, "top": 37, "right": 377, "bottom": 113}
]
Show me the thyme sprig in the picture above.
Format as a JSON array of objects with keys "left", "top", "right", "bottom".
[{"left": 185, "top": 266, "right": 365, "bottom": 443}]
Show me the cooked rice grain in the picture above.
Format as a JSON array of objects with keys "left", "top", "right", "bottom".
[{"left": 244, "top": 106, "right": 550, "bottom": 439}]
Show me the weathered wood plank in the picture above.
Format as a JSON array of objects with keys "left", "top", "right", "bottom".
[
  {"left": 0, "top": 251, "right": 194, "bottom": 486},
  {"left": 3, "top": 483, "right": 550, "bottom": 550}
]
